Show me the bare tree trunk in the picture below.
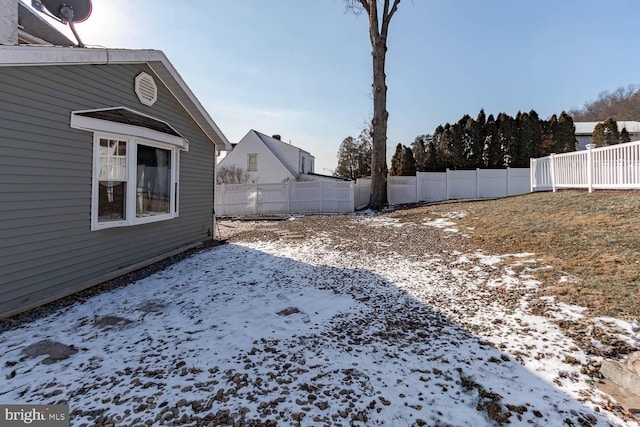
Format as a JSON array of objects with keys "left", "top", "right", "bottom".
[
  {"left": 356, "top": 0, "right": 401, "bottom": 210},
  {"left": 370, "top": 34, "right": 389, "bottom": 210}
]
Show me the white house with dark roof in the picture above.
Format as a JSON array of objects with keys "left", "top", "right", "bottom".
[
  {"left": 574, "top": 121, "right": 640, "bottom": 149},
  {"left": 218, "top": 130, "right": 317, "bottom": 183}
]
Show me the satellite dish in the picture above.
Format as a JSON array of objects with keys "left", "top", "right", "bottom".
[
  {"left": 32, "top": 0, "right": 92, "bottom": 47},
  {"left": 37, "top": 0, "right": 92, "bottom": 23}
]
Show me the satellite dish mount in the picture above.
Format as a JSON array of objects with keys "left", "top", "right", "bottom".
[{"left": 32, "top": 0, "right": 92, "bottom": 48}]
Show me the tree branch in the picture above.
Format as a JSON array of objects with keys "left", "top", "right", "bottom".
[
  {"left": 381, "top": 0, "right": 401, "bottom": 38},
  {"left": 356, "top": 0, "right": 370, "bottom": 14}
]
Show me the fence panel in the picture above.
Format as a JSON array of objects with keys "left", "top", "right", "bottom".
[
  {"left": 387, "top": 176, "right": 417, "bottom": 205},
  {"left": 327, "top": 181, "right": 355, "bottom": 212},
  {"left": 553, "top": 151, "right": 589, "bottom": 189},
  {"left": 417, "top": 172, "right": 447, "bottom": 202},
  {"left": 257, "top": 183, "right": 289, "bottom": 215},
  {"left": 477, "top": 169, "right": 507, "bottom": 198},
  {"left": 289, "top": 181, "right": 321, "bottom": 213},
  {"left": 592, "top": 141, "right": 640, "bottom": 188},
  {"left": 530, "top": 158, "right": 553, "bottom": 191},
  {"left": 507, "top": 168, "right": 532, "bottom": 195},
  {"left": 531, "top": 140, "right": 640, "bottom": 192},
  {"left": 215, "top": 181, "right": 355, "bottom": 216},
  {"left": 354, "top": 178, "right": 371, "bottom": 210},
  {"left": 447, "top": 170, "right": 477, "bottom": 199},
  {"left": 215, "top": 184, "right": 257, "bottom": 217}
]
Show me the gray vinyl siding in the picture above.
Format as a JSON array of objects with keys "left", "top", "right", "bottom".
[{"left": 0, "top": 63, "right": 216, "bottom": 318}]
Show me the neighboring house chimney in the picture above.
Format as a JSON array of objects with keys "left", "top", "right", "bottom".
[
  {"left": 0, "top": 0, "right": 18, "bottom": 45},
  {"left": 272, "top": 134, "right": 281, "bottom": 141}
]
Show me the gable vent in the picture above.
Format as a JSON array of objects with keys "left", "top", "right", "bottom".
[{"left": 134, "top": 72, "right": 157, "bottom": 106}]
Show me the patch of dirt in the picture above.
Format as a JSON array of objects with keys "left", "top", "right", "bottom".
[
  {"left": 93, "top": 316, "right": 133, "bottom": 330},
  {"left": 22, "top": 340, "right": 78, "bottom": 365},
  {"left": 277, "top": 307, "right": 301, "bottom": 316},
  {"left": 136, "top": 300, "right": 167, "bottom": 314},
  {"left": 216, "top": 219, "right": 284, "bottom": 240}
]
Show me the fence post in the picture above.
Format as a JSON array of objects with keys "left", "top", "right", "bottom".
[
  {"left": 506, "top": 167, "right": 510, "bottom": 196},
  {"left": 445, "top": 168, "right": 450, "bottom": 200},
  {"left": 475, "top": 168, "right": 480, "bottom": 198},
  {"left": 586, "top": 144, "right": 595, "bottom": 193},
  {"left": 416, "top": 171, "right": 421, "bottom": 202},
  {"left": 354, "top": 179, "right": 358, "bottom": 209},
  {"left": 549, "top": 154, "right": 556, "bottom": 192},
  {"left": 253, "top": 183, "right": 258, "bottom": 215},
  {"left": 217, "top": 184, "right": 224, "bottom": 216},
  {"left": 349, "top": 181, "right": 354, "bottom": 212},
  {"left": 529, "top": 160, "right": 534, "bottom": 192}
]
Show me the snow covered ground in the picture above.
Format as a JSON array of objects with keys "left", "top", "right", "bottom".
[{"left": 1, "top": 213, "right": 638, "bottom": 426}]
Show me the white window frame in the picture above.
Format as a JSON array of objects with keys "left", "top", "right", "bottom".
[{"left": 91, "top": 132, "right": 180, "bottom": 231}]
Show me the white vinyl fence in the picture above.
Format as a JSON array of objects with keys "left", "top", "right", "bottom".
[
  {"left": 215, "top": 181, "right": 355, "bottom": 217},
  {"left": 357, "top": 168, "right": 530, "bottom": 207},
  {"left": 218, "top": 169, "right": 531, "bottom": 216},
  {"left": 531, "top": 140, "right": 640, "bottom": 192}
]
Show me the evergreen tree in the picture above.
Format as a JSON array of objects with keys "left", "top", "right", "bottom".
[
  {"left": 556, "top": 112, "right": 577, "bottom": 152},
  {"left": 356, "top": 128, "right": 373, "bottom": 177},
  {"left": 621, "top": 127, "right": 631, "bottom": 143},
  {"left": 335, "top": 136, "right": 359, "bottom": 179},
  {"left": 529, "top": 110, "right": 544, "bottom": 160},
  {"left": 399, "top": 145, "right": 416, "bottom": 175},
  {"left": 430, "top": 126, "right": 444, "bottom": 170},
  {"left": 457, "top": 114, "right": 473, "bottom": 168},
  {"left": 506, "top": 110, "right": 541, "bottom": 167},
  {"left": 468, "top": 109, "right": 486, "bottom": 168},
  {"left": 497, "top": 113, "right": 516, "bottom": 167},
  {"left": 448, "top": 121, "right": 466, "bottom": 169},
  {"left": 424, "top": 138, "right": 441, "bottom": 171},
  {"left": 592, "top": 123, "right": 605, "bottom": 147},
  {"left": 411, "top": 134, "right": 430, "bottom": 172},
  {"left": 437, "top": 124, "right": 453, "bottom": 169},
  {"left": 427, "top": 109, "right": 576, "bottom": 168},
  {"left": 484, "top": 114, "right": 502, "bottom": 168},
  {"left": 540, "top": 114, "right": 557, "bottom": 157},
  {"left": 603, "top": 118, "right": 620, "bottom": 145},
  {"left": 389, "top": 143, "right": 404, "bottom": 176}
]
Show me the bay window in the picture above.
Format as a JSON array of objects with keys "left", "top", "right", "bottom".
[
  {"left": 70, "top": 107, "right": 188, "bottom": 231},
  {"left": 93, "top": 134, "right": 179, "bottom": 230}
]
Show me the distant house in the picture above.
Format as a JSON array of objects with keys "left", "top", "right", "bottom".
[
  {"left": 0, "top": 3, "right": 231, "bottom": 318},
  {"left": 574, "top": 121, "right": 640, "bottom": 150},
  {"left": 217, "top": 130, "right": 318, "bottom": 183}
]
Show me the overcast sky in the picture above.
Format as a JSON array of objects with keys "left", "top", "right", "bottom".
[{"left": 36, "top": 0, "right": 640, "bottom": 173}]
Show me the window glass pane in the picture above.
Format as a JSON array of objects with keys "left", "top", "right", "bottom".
[
  {"left": 99, "top": 139, "right": 127, "bottom": 180},
  {"left": 98, "top": 181, "right": 126, "bottom": 221},
  {"left": 98, "top": 138, "right": 127, "bottom": 223},
  {"left": 137, "top": 144, "right": 171, "bottom": 217},
  {"left": 248, "top": 154, "right": 257, "bottom": 171}
]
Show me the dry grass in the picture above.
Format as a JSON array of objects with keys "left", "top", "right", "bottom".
[{"left": 408, "top": 190, "right": 640, "bottom": 320}]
